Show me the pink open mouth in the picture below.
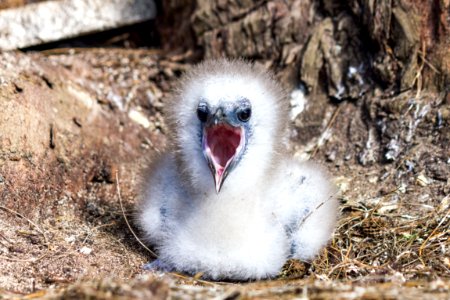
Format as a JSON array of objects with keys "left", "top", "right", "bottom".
[{"left": 203, "top": 123, "right": 244, "bottom": 192}]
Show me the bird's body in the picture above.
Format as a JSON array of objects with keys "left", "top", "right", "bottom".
[{"left": 138, "top": 59, "right": 338, "bottom": 280}]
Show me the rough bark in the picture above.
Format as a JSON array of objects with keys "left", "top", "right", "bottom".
[
  {"left": 156, "top": 0, "right": 197, "bottom": 53},
  {"left": 160, "top": 0, "right": 449, "bottom": 95},
  {"left": 158, "top": 0, "right": 450, "bottom": 165}
]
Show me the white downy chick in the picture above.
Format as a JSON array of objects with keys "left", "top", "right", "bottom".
[{"left": 138, "top": 59, "right": 339, "bottom": 280}]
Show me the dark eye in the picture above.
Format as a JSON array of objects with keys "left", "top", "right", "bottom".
[
  {"left": 197, "top": 103, "right": 209, "bottom": 122},
  {"left": 237, "top": 107, "right": 251, "bottom": 122}
]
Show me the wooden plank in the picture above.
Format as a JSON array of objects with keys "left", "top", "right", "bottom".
[
  {"left": 0, "top": 0, "right": 156, "bottom": 50},
  {"left": 0, "top": 1, "right": 48, "bottom": 10}
]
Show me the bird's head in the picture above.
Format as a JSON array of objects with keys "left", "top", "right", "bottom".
[
  {"left": 166, "top": 59, "right": 288, "bottom": 194},
  {"left": 197, "top": 97, "right": 252, "bottom": 192}
]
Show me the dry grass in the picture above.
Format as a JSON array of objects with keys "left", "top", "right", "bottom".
[{"left": 311, "top": 199, "right": 449, "bottom": 282}]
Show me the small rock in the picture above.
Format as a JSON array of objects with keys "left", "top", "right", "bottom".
[
  {"left": 79, "top": 246, "right": 92, "bottom": 255},
  {"left": 390, "top": 271, "right": 406, "bottom": 284},
  {"left": 428, "top": 163, "right": 449, "bottom": 181},
  {"left": 289, "top": 87, "right": 307, "bottom": 121},
  {"left": 444, "top": 257, "right": 450, "bottom": 268},
  {"left": 418, "top": 194, "right": 431, "bottom": 203},
  {"left": 335, "top": 176, "right": 350, "bottom": 193},
  {"left": 438, "top": 195, "right": 449, "bottom": 213},
  {"left": 65, "top": 235, "right": 76, "bottom": 243},
  {"left": 368, "top": 176, "right": 378, "bottom": 184},
  {"left": 405, "top": 160, "right": 415, "bottom": 172},
  {"left": 398, "top": 183, "right": 407, "bottom": 193},
  {"left": 377, "top": 204, "right": 398, "bottom": 214},
  {"left": 384, "top": 139, "right": 400, "bottom": 162},
  {"left": 129, "top": 108, "right": 150, "bottom": 128},
  {"left": 326, "top": 149, "right": 337, "bottom": 162},
  {"left": 416, "top": 174, "right": 430, "bottom": 187}
]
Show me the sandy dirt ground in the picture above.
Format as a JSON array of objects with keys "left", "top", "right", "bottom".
[{"left": 0, "top": 49, "right": 448, "bottom": 299}]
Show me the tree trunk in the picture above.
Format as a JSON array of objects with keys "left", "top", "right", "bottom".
[{"left": 160, "top": 0, "right": 449, "bottom": 95}]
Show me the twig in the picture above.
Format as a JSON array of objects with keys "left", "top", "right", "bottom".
[
  {"left": 116, "top": 171, "right": 157, "bottom": 258},
  {"left": 298, "top": 192, "right": 338, "bottom": 229},
  {"left": 0, "top": 252, "right": 49, "bottom": 263},
  {"left": 40, "top": 47, "right": 163, "bottom": 56},
  {"left": 311, "top": 105, "right": 342, "bottom": 158},
  {"left": 0, "top": 205, "right": 49, "bottom": 247},
  {"left": 418, "top": 209, "right": 450, "bottom": 259},
  {"left": 413, "top": 41, "right": 427, "bottom": 99},
  {"left": 170, "top": 272, "right": 223, "bottom": 286},
  {"left": 417, "top": 50, "right": 441, "bottom": 74},
  {"left": 327, "top": 258, "right": 383, "bottom": 277}
]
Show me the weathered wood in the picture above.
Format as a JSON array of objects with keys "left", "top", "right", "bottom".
[
  {"left": 0, "top": 0, "right": 156, "bottom": 50},
  {"left": 157, "top": 0, "right": 196, "bottom": 53}
]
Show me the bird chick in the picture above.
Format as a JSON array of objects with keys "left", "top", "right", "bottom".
[{"left": 138, "top": 59, "right": 338, "bottom": 280}]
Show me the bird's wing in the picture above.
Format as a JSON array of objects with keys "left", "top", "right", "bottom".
[
  {"left": 137, "top": 153, "right": 189, "bottom": 247},
  {"left": 270, "top": 160, "right": 339, "bottom": 261}
]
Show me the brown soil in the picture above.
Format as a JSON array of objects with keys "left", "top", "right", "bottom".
[{"left": 0, "top": 49, "right": 448, "bottom": 299}]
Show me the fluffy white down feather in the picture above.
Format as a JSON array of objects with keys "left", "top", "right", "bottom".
[{"left": 138, "top": 59, "right": 339, "bottom": 280}]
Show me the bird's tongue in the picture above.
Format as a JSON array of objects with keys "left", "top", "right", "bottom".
[{"left": 205, "top": 124, "right": 242, "bottom": 173}]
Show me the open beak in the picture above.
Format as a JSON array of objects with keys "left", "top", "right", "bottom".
[{"left": 202, "top": 121, "right": 245, "bottom": 193}]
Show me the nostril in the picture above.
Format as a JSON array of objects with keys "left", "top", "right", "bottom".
[{"left": 215, "top": 108, "right": 226, "bottom": 119}]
